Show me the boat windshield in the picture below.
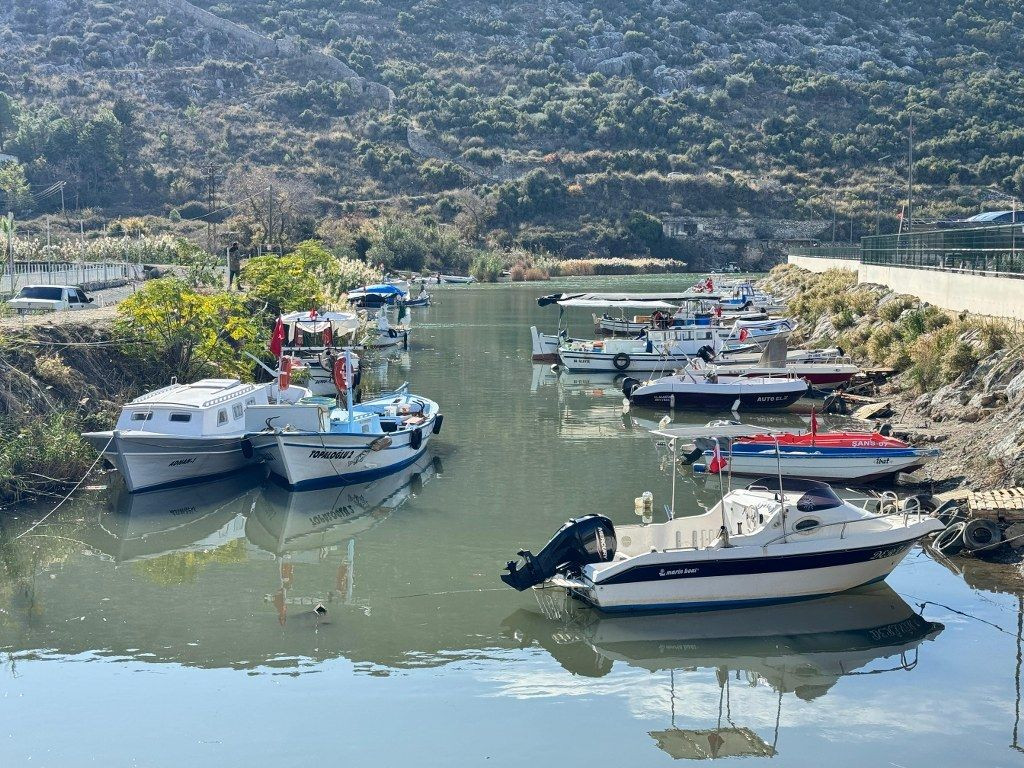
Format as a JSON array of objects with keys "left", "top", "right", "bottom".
[
  {"left": 746, "top": 477, "right": 844, "bottom": 512},
  {"left": 795, "top": 486, "right": 844, "bottom": 512}
]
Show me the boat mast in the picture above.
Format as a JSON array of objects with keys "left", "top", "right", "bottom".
[{"left": 345, "top": 347, "right": 354, "bottom": 425}]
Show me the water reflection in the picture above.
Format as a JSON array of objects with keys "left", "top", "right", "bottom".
[{"left": 505, "top": 585, "right": 943, "bottom": 760}]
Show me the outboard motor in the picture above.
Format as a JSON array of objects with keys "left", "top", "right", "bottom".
[
  {"left": 697, "top": 344, "right": 716, "bottom": 363},
  {"left": 501, "top": 515, "right": 616, "bottom": 591},
  {"left": 621, "top": 377, "right": 641, "bottom": 398}
]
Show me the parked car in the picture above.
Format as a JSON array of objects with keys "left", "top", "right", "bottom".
[{"left": 6, "top": 285, "right": 95, "bottom": 314}]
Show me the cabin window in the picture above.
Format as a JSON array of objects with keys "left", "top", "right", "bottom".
[
  {"left": 232, "top": 404, "right": 244, "bottom": 420},
  {"left": 246, "top": 398, "right": 255, "bottom": 406},
  {"left": 130, "top": 412, "right": 152, "bottom": 421},
  {"left": 794, "top": 517, "right": 821, "bottom": 533},
  {"left": 700, "top": 332, "right": 711, "bottom": 339},
  {"left": 169, "top": 413, "right": 192, "bottom": 423},
  {"left": 217, "top": 409, "right": 228, "bottom": 426}
]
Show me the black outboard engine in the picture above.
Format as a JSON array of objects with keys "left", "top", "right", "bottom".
[
  {"left": 697, "top": 344, "right": 716, "bottom": 363},
  {"left": 501, "top": 515, "right": 616, "bottom": 591}
]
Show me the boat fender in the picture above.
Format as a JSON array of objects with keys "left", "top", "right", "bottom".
[
  {"left": 410, "top": 427, "right": 423, "bottom": 450},
  {"left": 962, "top": 518, "right": 1003, "bottom": 552},
  {"left": 432, "top": 413, "right": 444, "bottom": 435},
  {"left": 388, "top": 328, "right": 398, "bottom": 338},
  {"left": 879, "top": 422, "right": 893, "bottom": 436},
  {"left": 333, "top": 357, "right": 348, "bottom": 391},
  {"left": 932, "top": 521, "right": 966, "bottom": 557},
  {"left": 370, "top": 435, "right": 393, "bottom": 452},
  {"left": 240, "top": 439, "right": 254, "bottom": 460},
  {"left": 612, "top": 352, "right": 631, "bottom": 371}
]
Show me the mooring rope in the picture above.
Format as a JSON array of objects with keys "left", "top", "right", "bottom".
[{"left": 13, "top": 434, "right": 113, "bottom": 541}]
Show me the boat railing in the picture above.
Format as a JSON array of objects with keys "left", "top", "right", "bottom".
[
  {"left": 201, "top": 383, "right": 258, "bottom": 408},
  {"left": 131, "top": 381, "right": 182, "bottom": 403},
  {"left": 759, "top": 502, "right": 928, "bottom": 547}
]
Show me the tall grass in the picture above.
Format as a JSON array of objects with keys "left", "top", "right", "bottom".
[{"left": 11, "top": 234, "right": 201, "bottom": 264}]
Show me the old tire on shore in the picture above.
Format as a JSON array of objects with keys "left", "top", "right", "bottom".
[
  {"left": 962, "top": 519, "right": 1003, "bottom": 552},
  {"left": 934, "top": 499, "right": 965, "bottom": 526},
  {"left": 932, "top": 521, "right": 966, "bottom": 557}
]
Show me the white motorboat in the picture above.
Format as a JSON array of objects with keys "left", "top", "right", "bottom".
[
  {"left": 501, "top": 425, "right": 943, "bottom": 612},
  {"left": 83, "top": 378, "right": 309, "bottom": 493},
  {"left": 244, "top": 357, "right": 442, "bottom": 489},
  {"left": 717, "top": 281, "right": 786, "bottom": 313},
  {"left": 558, "top": 327, "right": 726, "bottom": 373},
  {"left": 360, "top": 308, "right": 409, "bottom": 349},
  {"left": 623, "top": 368, "right": 808, "bottom": 410},
  {"left": 698, "top": 336, "right": 860, "bottom": 391}
]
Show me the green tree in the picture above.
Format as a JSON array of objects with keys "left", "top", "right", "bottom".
[
  {"left": 0, "top": 93, "right": 16, "bottom": 151},
  {"left": 115, "top": 278, "right": 262, "bottom": 382},
  {"left": 0, "top": 161, "right": 32, "bottom": 213}
]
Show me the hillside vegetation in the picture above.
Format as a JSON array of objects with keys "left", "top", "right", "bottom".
[{"left": 1, "top": 0, "right": 1022, "bottom": 260}]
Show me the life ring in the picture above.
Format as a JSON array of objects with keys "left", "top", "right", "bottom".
[
  {"left": 278, "top": 355, "right": 292, "bottom": 391},
  {"left": 932, "top": 521, "right": 966, "bottom": 556},
  {"left": 332, "top": 357, "right": 348, "bottom": 391},
  {"left": 612, "top": 352, "right": 631, "bottom": 371},
  {"left": 410, "top": 427, "right": 423, "bottom": 450},
  {"left": 963, "top": 519, "right": 1002, "bottom": 552}
]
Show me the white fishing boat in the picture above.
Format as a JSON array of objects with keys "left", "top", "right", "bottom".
[
  {"left": 557, "top": 325, "right": 728, "bottom": 373},
  {"left": 279, "top": 310, "right": 361, "bottom": 396},
  {"left": 717, "top": 281, "right": 786, "bottom": 313},
  {"left": 83, "top": 378, "right": 309, "bottom": 493},
  {"left": 244, "top": 354, "right": 442, "bottom": 489},
  {"left": 501, "top": 424, "right": 943, "bottom": 612},
  {"left": 700, "top": 336, "right": 860, "bottom": 391},
  {"left": 623, "top": 368, "right": 808, "bottom": 409},
  {"left": 440, "top": 274, "right": 476, "bottom": 284},
  {"left": 363, "top": 308, "right": 410, "bottom": 349}
]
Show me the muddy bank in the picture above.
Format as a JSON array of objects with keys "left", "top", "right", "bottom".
[
  {"left": 0, "top": 320, "right": 147, "bottom": 502},
  {"left": 760, "top": 265, "right": 1024, "bottom": 492}
]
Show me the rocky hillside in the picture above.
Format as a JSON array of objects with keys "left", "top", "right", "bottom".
[
  {"left": 763, "top": 265, "right": 1024, "bottom": 491},
  {"left": 1, "top": 0, "right": 1022, "bottom": 256}
]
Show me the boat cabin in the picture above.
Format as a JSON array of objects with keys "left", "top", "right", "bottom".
[{"left": 117, "top": 379, "right": 266, "bottom": 437}]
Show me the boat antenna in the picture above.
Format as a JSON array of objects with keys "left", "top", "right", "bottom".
[
  {"left": 774, "top": 434, "right": 787, "bottom": 543},
  {"left": 670, "top": 436, "right": 678, "bottom": 520},
  {"left": 715, "top": 437, "right": 729, "bottom": 542},
  {"left": 345, "top": 347, "right": 354, "bottom": 425}
]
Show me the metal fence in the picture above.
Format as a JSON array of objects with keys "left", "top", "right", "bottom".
[
  {"left": 787, "top": 245, "right": 862, "bottom": 260},
  {"left": 2, "top": 261, "right": 145, "bottom": 295},
  {"left": 861, "top": 223, "right": 1024, "bottom": 277}
]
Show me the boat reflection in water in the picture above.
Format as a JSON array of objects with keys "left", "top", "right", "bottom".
[
  {"left": 246, "top": 452, "right": 442, "bottom": 622},
  {"left": 505, "top": 584, "right": 943, "bottom": 760},
  {"left": 86, "top": 467, "right": 265, "bottom": 563}
]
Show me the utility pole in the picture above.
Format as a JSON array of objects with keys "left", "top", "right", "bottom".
[
  {"left": 5, "top": 212, "right": 14, "bottom": 294},
  {"left": 201, "top": 163, "right": 219, "bottom": 255},
  {"left": 831, "top": 191, "right": 837, "bottom": 244},
  {"left": 60, "top": 182, "right": 69, "bottom": 228},
  {"left": 266, "top": 183, "right": 273, "bottom": 254},
  {"left": 907, "top": 111, "right": 914, "bottom": 232}
]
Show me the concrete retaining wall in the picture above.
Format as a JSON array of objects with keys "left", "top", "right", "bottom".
[
  {"left": 858, "top": 263, "right": 1024, "bottom": 320},
  {"left": 787, "top": 255, "right": 860, "bottom": 273}
]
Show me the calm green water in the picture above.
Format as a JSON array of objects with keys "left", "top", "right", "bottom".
[{"left": 2, "top": 277, "right": 1022, "bottom": 767}]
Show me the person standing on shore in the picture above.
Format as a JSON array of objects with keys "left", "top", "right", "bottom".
[{"left": 227, "top": 241, "right": 241, "bottom": 289}]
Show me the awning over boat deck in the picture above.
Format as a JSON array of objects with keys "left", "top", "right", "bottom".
[
  {"left": 651, "top": 424, "right": 787, "bottom": 440},
  {"left": 537, "top": 291, "right": 721, "bottom": 307},
  {"left": 650, "top": 727, "right": 776, "bottom": 760},
  {"left": 560, "top": 298, "right": 679, "bottom": 310},
  {"left": 280, "top": 311, "right": 360, "bottom": 334}
]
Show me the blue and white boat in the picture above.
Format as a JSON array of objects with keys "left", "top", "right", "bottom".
[
  {"left": 501, "top": 424, "right": 941, "bottom": 613},
  {"left": 243, "top": 355, "right": 442, "bottom": 489}
]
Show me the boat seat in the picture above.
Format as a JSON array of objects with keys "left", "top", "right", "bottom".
[{"left": 403, "top": 415, "right": 426, "bottom": 426}]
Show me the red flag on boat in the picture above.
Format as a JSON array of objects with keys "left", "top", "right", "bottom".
[
  {"left": 708, "top": 443, "right": 728, "bottom": 474},
  {"left": 705, "top": 277, "right": 714, "bottom": 291},
  {"left": 739, "top": 327, "right": 750, "bottom": 341},
  {"left": 323, "top": 324, "right": 333, "bottom": 347},
  {"left": 269, "top": 317, "right": 285, "bottom": 358}
]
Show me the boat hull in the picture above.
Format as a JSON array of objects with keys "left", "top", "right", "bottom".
[
  {"left": 576, "top": 529, "right": 935, "bottom": 613},
  {"left": 702, "top": 447, "right": 936, "bottom": 482},
  {"left": 559, "top": 349, "right": 691, "bottom": 373},
  {"left": 249, "top": 421, "right": 436, "bottom": 489},
  {"left": 627, "top": 378, "right": 807, "bottom": 409},
  {"left": 83, "top": 431, "right": 252, "bottom": 493}
]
